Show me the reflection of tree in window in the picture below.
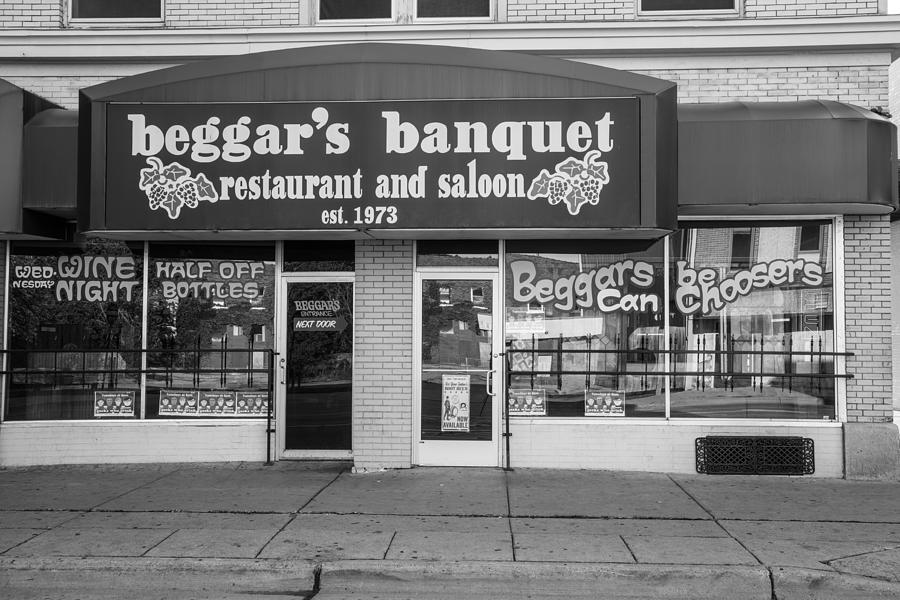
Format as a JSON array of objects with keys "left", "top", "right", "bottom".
[{"left": 421, "top": 281, "right": 480, "bottom": 367}]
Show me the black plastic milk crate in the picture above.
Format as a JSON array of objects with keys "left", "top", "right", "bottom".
[{"left": 695, "top": 436, "right": 815, "bottom": 475}]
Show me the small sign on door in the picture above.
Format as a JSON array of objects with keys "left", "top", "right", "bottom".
[{"left": 441, "top": 374, "right": 470, "bottom": 432}]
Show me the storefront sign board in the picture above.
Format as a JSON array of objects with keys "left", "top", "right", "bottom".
[
  {"left": 441, "top": 374, "right": 471, "bottom": 432},
  {"left": 101, "top": 98, "right": 640, "bottom": 232}
]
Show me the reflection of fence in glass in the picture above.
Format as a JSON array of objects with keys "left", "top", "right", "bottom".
[
  {"left": 508, "top": 333, "right": 665, "bottom": 397},
  {"left": 2, "top": 348, "right": 274, "bottom": 421},
  {"left": 506, "top": 336, "right": 850, "bottom": 419},
  {"left": 672, "top": 333, "right": 836, "bottom": 396}
]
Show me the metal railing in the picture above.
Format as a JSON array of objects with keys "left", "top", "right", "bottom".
[{"left": 0, "top": 348, "right": 278, "bottom": 464}]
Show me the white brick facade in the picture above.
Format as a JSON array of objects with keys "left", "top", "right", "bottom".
[
  {"left": 0, "top": 2, "right": 896, "bottom": 474},
  {"left": 508, "top": 1, "right": 634, "bottom": 22},
  {"left": 165, "top": 0, "right": 300, "bottom": 27},
  {"left": 844, "top": 214, "right": 894, "bottom": 423},
  {"left": 640, "top": 65, "right": 889, "bottom": 106},
  {"left": 353, "top": 240, "right": 414, "bottom": 469},
  {"left": 507, "top": 0, "right": 879, "bottom": 21},
  {"left": 0, "top": 0, "right": 62, "bottom": 29},
  {"left": 744, "top": 0, "right": 879, "bottom": 18}
]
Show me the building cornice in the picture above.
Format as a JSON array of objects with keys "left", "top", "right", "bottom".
[{"left": 1, "top": 16, "right": 899, "bottom": 62}]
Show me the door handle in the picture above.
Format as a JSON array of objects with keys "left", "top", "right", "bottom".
[
  {"left": 486, "top": 369, "right": 497, "bottom": 397},
  {"left": 279, "top": 357, "right": 286, "bottom": 385}
]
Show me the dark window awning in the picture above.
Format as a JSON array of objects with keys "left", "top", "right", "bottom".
[
  {"left": 678, "top": 100, "right": 898, "bottom": 217},
  {"left": 0, "top": 78, "right": 71, "bottom": 240}
]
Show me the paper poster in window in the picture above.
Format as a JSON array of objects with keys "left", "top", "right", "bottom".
[
  {"left": 441, "top": 374, "right": 470, "bottom": 432},
  {"left": 509, "top": 389, "right": 547, "bottom": 416},
  {"left": 585, "top": 390, "right": 625, "bottom": 417},
  {"left": 94, "top": 391, "right": 135, "bottom": 417}
]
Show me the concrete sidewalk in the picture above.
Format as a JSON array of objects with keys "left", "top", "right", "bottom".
[{"left": 1, "top": 462, "right": 899, "bottom": 599}]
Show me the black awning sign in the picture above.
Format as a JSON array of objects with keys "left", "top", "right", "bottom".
[{"left": 102, "top": 98, "right": 641, "bottom": 231}]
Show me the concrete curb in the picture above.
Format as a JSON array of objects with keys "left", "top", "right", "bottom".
[
  {"left": 319, "top": 560, "right": 773, "bottom": 599},
  {"left": 0, "top": 557, "right": 318, "bottom": 598},
  {"left": 772, "top": 566, "right": 900, "bottom": 599}
]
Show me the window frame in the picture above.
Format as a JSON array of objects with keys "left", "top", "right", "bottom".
[
  {"left": 501, "top": 217, "right": 845, "bottom": 424},
  {"left": 636, "top": 0, "right": 740, "bottom": 19},
  {"left": 413, "top": 0, "right": 495, "bottom": 23},
  {"left": 68, "top": 0, "right": 165, "bottom": 27},
  {"left": 316, "top": 0, "right": 397, "bottom": 25},
  {"left": 315, "top": 0, "right": 496, "bottom": 24}
]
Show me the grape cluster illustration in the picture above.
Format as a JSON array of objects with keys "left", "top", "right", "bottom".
[
  {"left": 527, "top": 150, "right": 610, "bottom": 216},
  {"left": 138, "top": 157, "right": 218, "bottom": 220}
]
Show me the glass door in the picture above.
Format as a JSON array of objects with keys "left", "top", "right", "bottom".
[
  {"left": 280, "top": 276, "right": 353, "bottom": 457},
  {"left": 416, "top": 273, "right": 501, "bottom": 466}
]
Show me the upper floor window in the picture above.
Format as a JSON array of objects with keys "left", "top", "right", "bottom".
[
  {"left": 71, "top": 0, "right": 162, "bottom": 20},
  {"left": 638, "top": 0, "right": 738, "bottom": 15},
  {"left": 319, "top": 0, "right": 393, "bottom": 21},
  {"left": 318, "top": 0, "right": 491, "bottom": 23},
  {"left": 416, "top": 0, "right": 490, "bottom": 19}
]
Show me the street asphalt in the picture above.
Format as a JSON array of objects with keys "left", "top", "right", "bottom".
[{"left": 1, "top": 461, "right": 899, "bottom": 599}]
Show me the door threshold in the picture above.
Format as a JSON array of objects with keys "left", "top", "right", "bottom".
[{"left": 280, "top": 450, "right": 352, "bottom": 460}]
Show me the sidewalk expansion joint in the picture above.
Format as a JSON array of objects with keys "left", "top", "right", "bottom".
[
  {"left": 668, "top": 475, "right": 766, "bottom": 566},
  {"left": 620, "top": 535, "right": 637, "bottom": 563},
  {"left": 382, "top": 531, "right": 398, "bottom": 560},
  {"left": 296, "top": 468, "right": 350, "bottom": 513},
  {"left": 87, "top": 467, "right": 183, "bottom": 512},
  {"left": 768, "top": 567, "right": 778, "bottom": 600},
  {"left": 255, "top": 513, "right": 298, "bottom": 559},
  {"left": 823, "top": 542, "right": 900, "bottom": 565},
  {"left": 141, "top": 529, "right": 180, "bottom": 557},
  {"left": 304, "top": 564, "right": 323, "bottom": 600}
]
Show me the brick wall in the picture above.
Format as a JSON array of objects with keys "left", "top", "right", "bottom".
[
  {"left": 507, "top": 1, "right": 634, "bottom": 22},
  {"left": 0, "top": 0, "right": 62, "bottom": 28},
  {"left": 353, "top": 240, "right": 414, "bottom": 469},
  {"left": 744, "top": 0, "right": 878, "bottom": 18},
  {"left": 0, "top": 75, "right": 121, "bottom": 110},
  {"left": 165, "top": 0, "right": 300, "bottom": 27},
  {"left": 507, "top": 0, "right": 878, "bottom": 21},
  {"left": 638, "top": 65, "right": 889, "bottom": 106},
  {"left": 844, "top": 214, "right": 893, "bottom": 423}
]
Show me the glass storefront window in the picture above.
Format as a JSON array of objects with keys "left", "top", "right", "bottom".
[
  {"left": 670, "top": 223, "right": 835, "bottom": 419},
  {"left": 145, "top": 244, "right": 275, "bottom": 418},
  {"left": 5, "top": 240, "right": 143, "bottom": 421},
  {"left": 504, "top": 240, "right": 666, "bottom": 418}
]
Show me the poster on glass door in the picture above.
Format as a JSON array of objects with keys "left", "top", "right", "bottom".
[{"left": 441, "top": 374, "right": 470, "bottom": 432}]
